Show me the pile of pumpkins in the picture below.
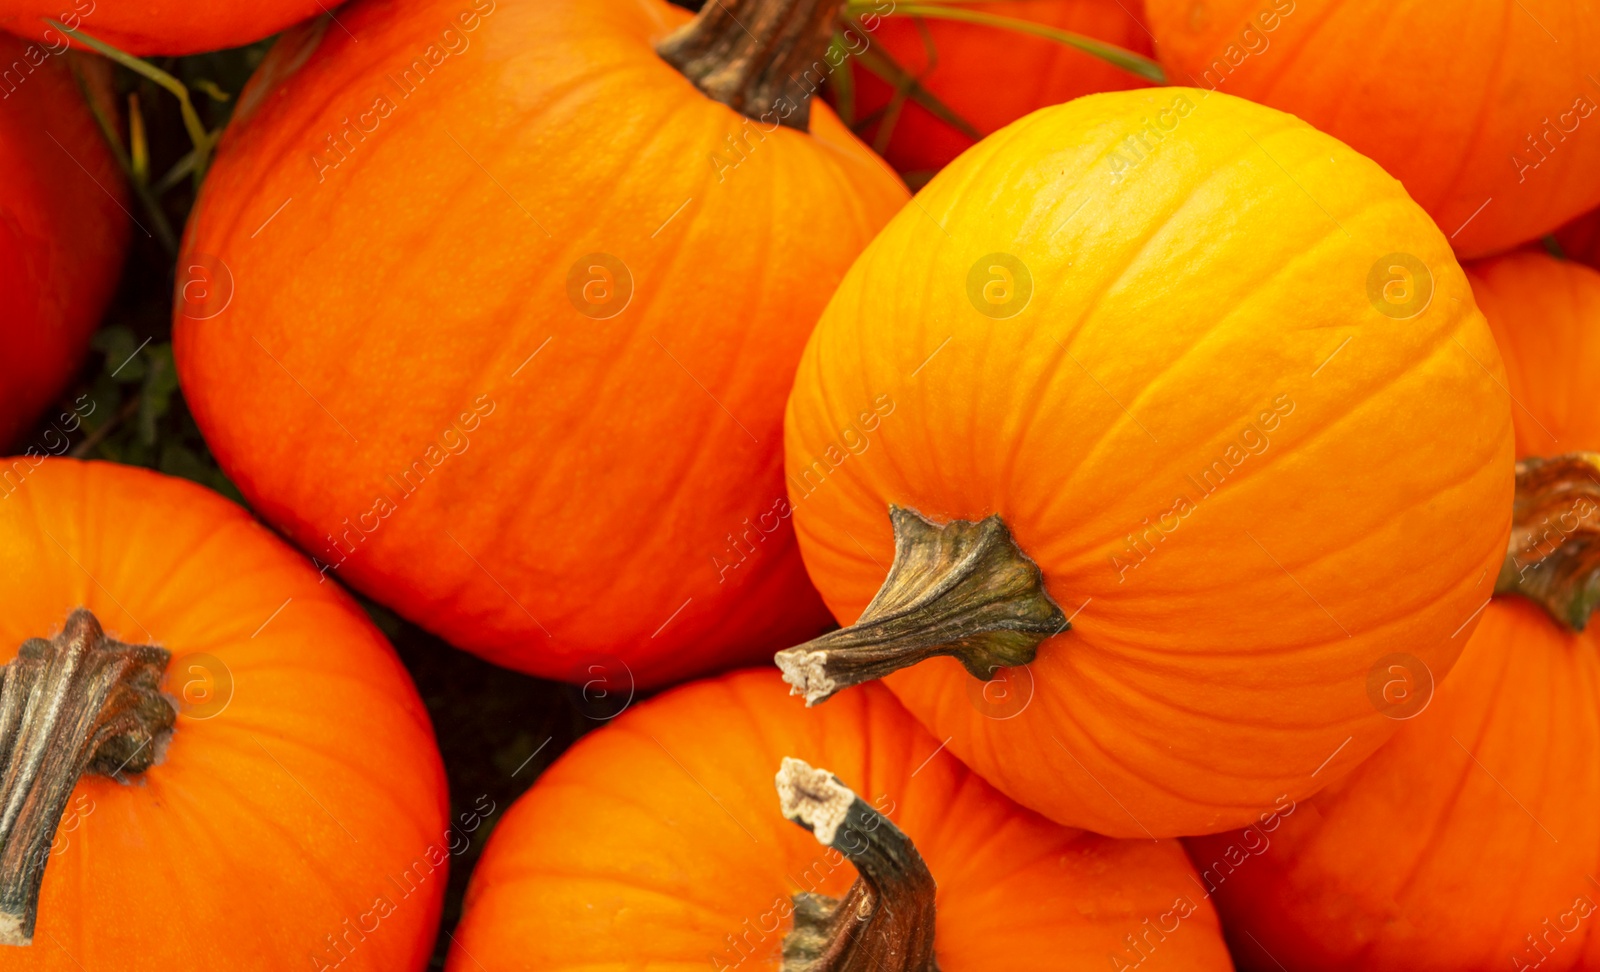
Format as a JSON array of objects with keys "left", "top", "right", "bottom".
[{"left": 2, "top": 0, "right": 1599, "bottom": 968}]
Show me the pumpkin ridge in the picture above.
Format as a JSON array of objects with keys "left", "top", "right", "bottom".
[
  {"left": 140, "top": 775, "right": 359, "bottom": 954},
  {"left": 1023, "top": 231, "right": 1321, "bottom": 526},
  {"left": 1041, "top": 684, "right": 1300, "bottom": 814},
  {"left": 1241, "top": 1, "right": 1352, "bottom": 103},
  {"left": 1046, "top": 300, "right": 1502, "bottom": 571},
  {"left": 198, "top": 50, "right": 376, "bottom": 249},
  {"left": 996, "top": 111, "right": 1304, "bottom": 496},
  {"left": 188, "top": 717, "right": 440, "bottom": 828},
  {"left": 998, "top": 110, "right": 1312, "bottom": 498},
  {"left": 1357, "top": 656, "right": 1512, "bottom": 910},
  {"left": 1444, "top": 643, "right": 1567, "bottom": 957},
  {"left": 466, "top": 864, "right": 742, "bottom": 927},
  {"left": 1422, "top": 0, "right": 1519, "bottom": 218}
]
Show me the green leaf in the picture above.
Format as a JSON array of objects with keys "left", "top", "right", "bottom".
[
  {"left": 830, "top": 33, "right": 857, "bottom": 126},
  {"left": 92, "top": 327, "right": 147, "bottom": 382},
  {"left": 853, "top": 44, "right": 980, "bottom": 140},
  {"left": 48, "top": 20, "right": 217, "bottom": 183},
  {"left": 63, "top": 53, "right": 178, "bottom": 253},
  {"left": 138, "top": 345, "right": 180, "bottom": 445}
]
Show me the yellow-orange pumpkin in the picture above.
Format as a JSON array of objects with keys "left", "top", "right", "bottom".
[
  {"left": 1145, "top": 0, "right": 1600, "bottom": 258},
  {"left": 447, "top": 668, "right": 1235, "bottom": 971},
  {"left": 0, "top": 459, "right": 448, "bottom": 970},
  {"left": 1186, "top": 249, "right": 1600, "bottom": 971},
  {"left": 779, "top": 87, "right": 1513, "bottom": 838},
  {"left": 174, "top": 0, "right": 908, "bottom": 688}
]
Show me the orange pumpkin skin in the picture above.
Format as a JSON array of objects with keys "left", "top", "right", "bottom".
[
  {"left": 0, "top": 0, "right": 330, "bottom": 56},
  {"left": 1555, "top": 207, "right": 1600, "bottom": 269},
  {"left": 447, "top": 668, "right": 1235, "bottom": 971},
  {"left": 850, "top": 0, "right": 1153, "bottom": 175},
  {"left": 173, "top": 0, "right": 908, "bottom": 688},
  {"left": 1145, "top": 0, "right": 1600, "bottom": 259},
  {"left": 0, "top": 459, "right": 449, "bottom": 971},
  {"left": 784, "top": 88, "right": 1514, "bottom": 838},
  {"left": 0, "top": 36, "right": 127, "bottom": 450},
  {"left": 1185, "top": 251, "right": 1600, "bottom": 971}
]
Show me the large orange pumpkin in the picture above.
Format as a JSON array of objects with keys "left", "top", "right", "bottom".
[
  {"left": 0, "top": 459, "right": 448, "bottom": 969},
  {"left": 0, "top": 0, "right": 329, "bottom": 56},
  {"left": 848, "top": 0, "right": 1154, "bottom": 176},
  {"left": 174, "top": 0, "right": 908, "bottom": 689},
  {"left": 0, "top": 38, "right": 127, "bottom": 452},
  {"left": 1145, "top": 0, "right": 1600, "bottom": 259},
  {"left": 778, "top": 87, "right": 1514, "bottom": 838},
  {"left": 447, "top": 668, "right": 1235, "bottom": 971},
  {"left": 1185, "top": 250, "right": 1600, "bottom": 972}
]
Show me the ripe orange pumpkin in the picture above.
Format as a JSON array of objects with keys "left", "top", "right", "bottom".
[
  {"left": 446, "top": 668, "right": 1235, "bottom": 971},
  {"left": 1556, "top": 207, "right": 1600, "bottom": 269},
  {"left": 1144, "top": 0, "right": 1600, "bottom": 259},
  {"left": 174, "top": 0, "right": 908, "bottom": 689},
  {"left": 779, "top": 87, "right": 1514, "bottom": 838},
  {"left": 1185, "top": 249, "right": 1600, "bottom": 972},
  {"left": 0, "top": 459, "right": 448, "bottom": 970},
  {"left": 848, "top": 0, "right": 1154, "bottom": 176},
  {"left": 0, "top": 38, "right": 127, "bottom": 451},
  {"left": 0, "top": 0, "right": 329, "bottom": 56}
]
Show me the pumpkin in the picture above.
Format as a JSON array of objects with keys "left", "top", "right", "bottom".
[
  {"left": 446, "top": 667, "right": 1235, "bottom": 971},
  {"left": 1556, "top": 207, "right": 1600, "bottom": 269},
  {"left": 847, "top": 0, "right": 1154, "bottom": 177},
  {"left": 0, "top": 38, "right": 127, "bottom": 452},
  {"left": 777, "top": 87, "right": 1514, "bottom": 838},
  {"left": 173, "top": 0, "right": 908, "bottom": 689},
  {"left": 1143, "top": 0, "right": 1600, "bottom": 259},
  {"left": 0, "top": 0, "right": 330, "bottom": 56},
  {"left": 1185, "top": 249, "right": 1600, "bottom": 972},
  {"left": 0, "top": 458, "right": 448, "bottom": 969}
]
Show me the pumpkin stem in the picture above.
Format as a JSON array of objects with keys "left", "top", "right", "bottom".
[
  {"left": 656, "top": 0, "right": 840, "bottom": 131},
  {"left": 776, "top": 757, "right": 938, "bottom": 972},
  {"left": 0, "top": 609, "right": 174, "bottom": 946},
  {"left": 1495, "top": 452, "right": 1600, "bottom": 632},
  {"left": 774, "top": 506, "right": 1065, "bottom": 705}
]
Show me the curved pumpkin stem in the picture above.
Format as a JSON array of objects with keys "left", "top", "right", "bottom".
[
  {"left": 775, "top": 506, "right": 1065, "bottom": 705},
  {"left": 1495, "top": 452, "right": 1600, "bottom": 632},
  {"left": 776, "top": 757, "right": 938, "bottom": 972},
  {"left": 656, "top": 0, "right": 841, "bottom": 131},
  {"left": 0, "top": 608, "right": 174, "bottom": 946}
]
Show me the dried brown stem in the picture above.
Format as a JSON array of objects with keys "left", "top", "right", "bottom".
[
  {"left": 0, "top": 609, "right": 174, "bottom": 945},
  {"left": 1496, "top": 452, "right": 1600, "bottom": 631},
  {"left": 775, "top": 506, "right": 1065, "bottom": 705},
  {"left": 656, "top": 0, "right": 841, "bottom": 131},
  {"left": 776, "top": 757, "right": 937, "bottom": 972}
]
